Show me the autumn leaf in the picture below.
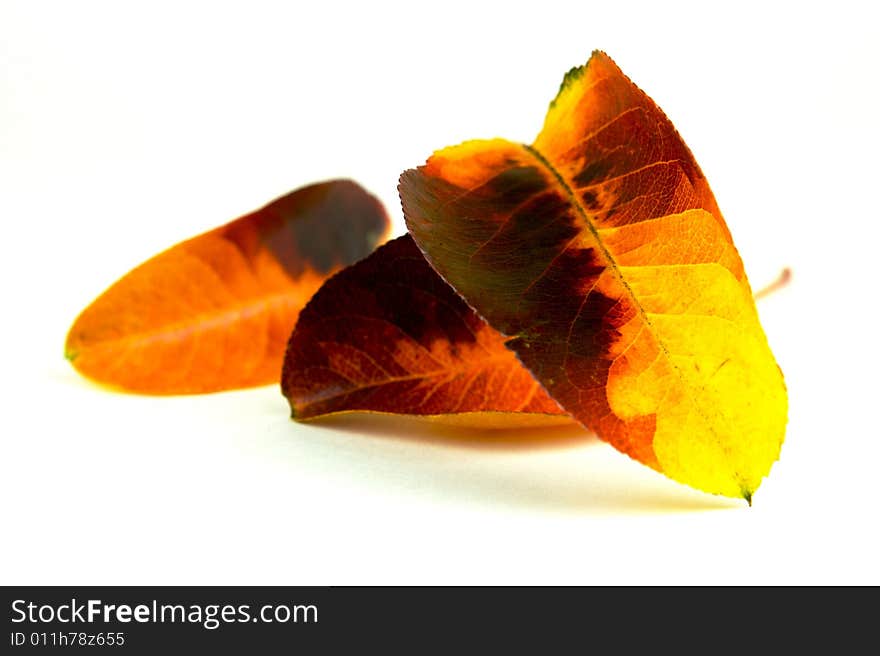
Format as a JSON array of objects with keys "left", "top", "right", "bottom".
[
  {"left": 66, "top": 180, "right": 390, "bottom": 394},
  {"left": 282, "top": 234, "right": 570, "bottom": 428},
  {"left": 399, "top": 51, "right": 787, "bottom": 500}
]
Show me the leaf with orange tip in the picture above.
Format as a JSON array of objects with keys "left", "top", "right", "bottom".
[
  {"left": 66, "top": 180, "right": 390, "bottom": 394},
  {"left": 400, "top": 51, "right": 787, "bottom": 500},
  {"left": 281, "top": 235, "right": 570, "bottom": 428}
]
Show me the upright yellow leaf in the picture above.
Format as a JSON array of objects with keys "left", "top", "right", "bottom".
[{"left": 400, "top": 51, "right": 787, "bottom": 500}]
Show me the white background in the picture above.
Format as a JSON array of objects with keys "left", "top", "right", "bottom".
[{"left": 2, "top": 0, "right": 878, "bottom": 584}]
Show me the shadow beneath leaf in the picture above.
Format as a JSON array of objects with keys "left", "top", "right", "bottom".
[
  {"left": 303, "top": 412, "right": 597, "bottom": 452},
  {"left": 281, "top": 411, "right": 742, "bottom": 515}
]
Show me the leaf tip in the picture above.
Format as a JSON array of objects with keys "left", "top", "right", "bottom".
[
  {"left": 741, "top": 487, "right": 754, "bottom": 507},
  {"left": 64, "top": 340, "right": 79, "bottom": 363},
  {"left": 284, "top": 392, "right": 308, "bottom": 424},
  {"left": 549, "top": 51, "right": 617, "bottom": 110},
  {"left": 550, "top": 64, "right": 585, "bottom": 109}
]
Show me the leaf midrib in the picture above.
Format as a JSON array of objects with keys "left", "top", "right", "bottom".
[
  {"left": 69, "top": 290, "right": 298, "bottom": 358},
  {"left": 522, "top": 143, "right": 667, "bottom": 344},
  {"left": 298, "top": 346, "right": 542, "bottom": 413},
  {"left": 521, "top": 143, "right": 727, "bottom": 476}
]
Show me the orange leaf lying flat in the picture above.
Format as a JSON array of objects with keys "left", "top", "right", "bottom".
[
  {"left": 400, "top": 52, "right": 788, "bottom": 499},
  {"left": 66, "top": 180, "right": 390, "bottom": 394},
  {"left": 282, "top": 235, "right": 570, "bottom": 428}
]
